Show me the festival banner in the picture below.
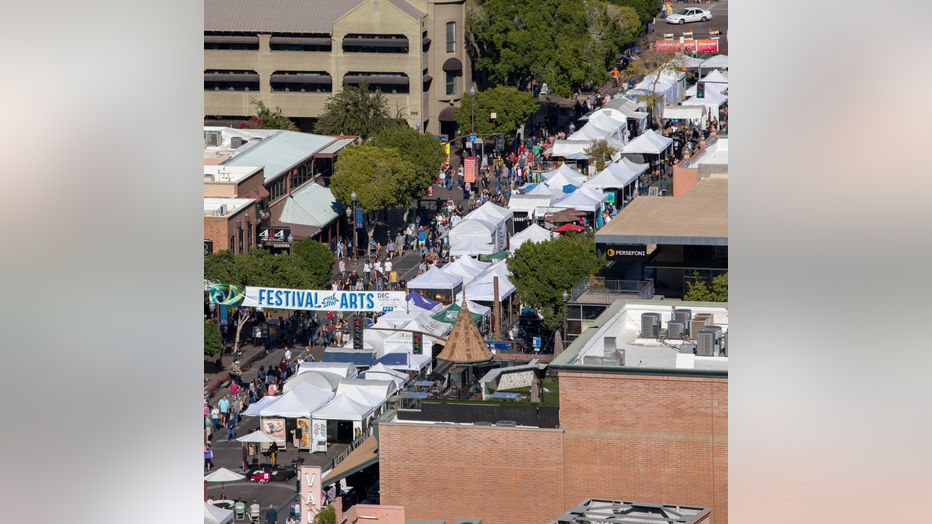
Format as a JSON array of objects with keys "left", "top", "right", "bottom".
[
  {"left": 464, "top": 156, "right": 478, "bottom": 183},
  {"left": 208, "top": 284, "right": 246, "bottom": 305},
  {"left": 653, "top": 39, "right": 719, "bottom": 53},
  {"left": 245, "top": 287, "right": 406, "bottom": 312}
]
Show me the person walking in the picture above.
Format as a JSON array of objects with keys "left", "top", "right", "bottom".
[
  {"left": 218, "top": 395, "right": 229, "bottom": 425},
  {"left": 266, "top": 504, "right": 279, "bottom": 524},
  {"left": 225, "top": 413, "right": 237, "bottom": 441},
  {"left": 211, "top": 404, "right": 221, "bottom": 431},
  {"left": 204, "top": 444, "right": 214, "bottom": 471}
]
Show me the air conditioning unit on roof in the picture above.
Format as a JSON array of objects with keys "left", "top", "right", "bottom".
[{"left": 641, "top": 312, "right": 661, "bottom": 339}]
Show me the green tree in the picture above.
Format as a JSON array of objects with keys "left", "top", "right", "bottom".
[
  {"left": 371, "top": 127, "right": 445, "bottom": 196},
  {"left": 238, "top": 100, "right": 300, "bottom": 131},
  {"left": 624, "top": 34, "right": 687, "bottom": 131},
  {"left": 315, "top": 505, "right": 336, "bottom": 524},
  {"left": 313, "top": 82, "right": 407, "bottom": 139},
  {"left": 329, "top": 144, "right": 418, "bottom": 256},
  {"left": 684, "top": 272, "right": 728, "bottom": 302},
  {"left": 204, "top": 319, "right": 225, "bottom": 356},
  {"left": 453, "top": 86, "right": 540, "bottom": 137},
  {"left": 607, "top": 0, "right": 663, "bottom": 27},
  {"left": 606, "top": 4, "right": 643, "bottom": 44},
  {"left": 507, "top": 231, "right": 606, "bottom": 329},
  {"left": 466, "top": 0, "right": 636, "bottom": 98},
  {"left": 292, "top": 238, "right": 337, "bottom": 289},
  {"left": 584, "top": 139, "right": 619, "bottom": 171}
]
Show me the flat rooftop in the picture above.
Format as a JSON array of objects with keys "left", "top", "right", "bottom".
[
  {"left": 204, "top": 197, "right": 255, "bottom": 217},
  {"left": 685, "top": 137, "right": 728, "bottom": 168},
  {"left": 203, "top": 165, "right": 263, "bottom": 184},
  {"left": 551, "top": 299, "right": 728, "bottom": 374},
  {"left": 548, "top": 498, "right": 711, "bottom": 524},
  {"left": 595, "top": 176, "right": 727, "bottom": 246}
]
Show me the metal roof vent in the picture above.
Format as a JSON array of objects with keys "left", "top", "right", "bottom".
[{"left": 641, "top": 312, "right": 661, "bottom": 339}]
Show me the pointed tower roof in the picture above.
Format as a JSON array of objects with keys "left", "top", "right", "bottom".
[{"left": 436, "top": 300, "right": 494, "bottom": 364}]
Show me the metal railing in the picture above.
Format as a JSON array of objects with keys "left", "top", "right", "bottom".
[
  {"left": 327, "top": 426, "right": 373, "bottom": 472},
  {"left": 570, "top": 277, "right": 654, "bottom": 303}
]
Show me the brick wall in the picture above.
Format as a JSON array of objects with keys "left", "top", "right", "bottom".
[{"left": 379, "top": 424, "right": 567, "bottom": 524}]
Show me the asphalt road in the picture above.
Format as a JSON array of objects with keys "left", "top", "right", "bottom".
[{"left": 655, "top": 0, "right": 729, "bottom": 55}]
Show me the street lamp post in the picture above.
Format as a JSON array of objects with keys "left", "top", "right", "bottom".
[
  {"left": 287, "top": 234, "right": 294, "bottom": 255},
  {"left": 256, "top": 105, "right": 263, "bottom": 129},
  {"left": 415, "top": 121, "right": 421, "bottom": 134},
  {"left": 469, "top": 86, "right": 476, "bottom": 135},
  {"left": 351, "top": 191, "right": 358, "bottom": 262},
  {"left": 562, "top": 291, "right": 569, "bottom": 344}
]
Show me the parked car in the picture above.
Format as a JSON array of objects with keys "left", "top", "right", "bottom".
[{"left": 666, "top": 7, "right": 712, "bottom": 25}]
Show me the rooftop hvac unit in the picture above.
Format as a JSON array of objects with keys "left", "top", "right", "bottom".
[
  {"left": 641, "top": 312, "right": 661, "bottom": 339},
  {"left": 679, "top": 343, "right": 697, "bottom": 354},
  {"left": 689, "top": 314, "right": 711, "bottom": 339},
  {"left": 495, "top": 421, "right": 516, "bottom": 427},
  {"left": 722, "top": 331, "right": 728, "bottom": 356},
  {"left": 582, "top": 350, "right": 624, "bottom": 367},
  {"left": 672, "top": 308, "right": 692, "bottom": 334},
  {"left": 473, "top": 421, "right": 492, "bottom": 426},
  {"left": 204, "top": 174, "right": 215, "bottom": 182},
  {"left": 218, "top": 205, "right": 227, "bottom": 216},
  {"left": 231, "top": 136, "right": 244, "bottom": 149},
  {"left": 205, "top": 131, "right": 222, "bottom": 147},
  {"left": 667, "top": 321, "right": 686, "bottom": 340},
  {"left": 697, "top": 327, "right": 722, "bottom": 357}
]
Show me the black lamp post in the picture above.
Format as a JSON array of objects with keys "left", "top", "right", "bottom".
[
  {"left": 469, "top": 86, "right": 476, "bottom": 135},
  {"left": 562, "top": 291, "right": 569, "bottom": 343},
  {"left": 256, "top": 105, "right": 263, "bottom": 129},
  {"left": 350, "top": 191, "right": 358, "bottom": 262}
]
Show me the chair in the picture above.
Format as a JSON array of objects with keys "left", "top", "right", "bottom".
[
  {"left": 250, "top": 506, "right": 261, "bottom": 523},
  {"left": 234, "top": 502, "right": 247, "bottom": 521}
]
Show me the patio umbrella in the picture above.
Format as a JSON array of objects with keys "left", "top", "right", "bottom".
[
  {"left": 484, "top": 250, "right": 509, "bottom": 260},
  {"left": 237, "top": 431, "right": 287, "bottom": 470},
  {"left": 553, "top": 223, "right": 586, "bottom": 232},
  {"left": 204, "top": 467, "right": 245, "bottom": 500},
  {"left": 546, "top": 210, "right": 582, "bottom": 224},
  {"left": 563, "top": 209, "right": 588, "bottom": 216}
]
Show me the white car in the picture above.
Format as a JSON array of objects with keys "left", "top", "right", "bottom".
[{"left": 666, "top": 8, "right": 712, "bottom": 25}]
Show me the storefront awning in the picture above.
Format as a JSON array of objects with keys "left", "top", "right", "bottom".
[
  {"left": 438, "top": 106, "right": 456, "bottom": 122},
  {"left": 343, "top": 38, "right": 408, "bottom": 48},
  {"left": 269, "top": 74, "right": 332, "bottom": 85},
  {"left": 343, "top": 75, "right": 409, "bottom": 86},
  {"left": 204, "top": 73, "right": 259, "bottom": 82},
  {"left": 321, "top": 435, "right": 379, "bottom": 486},
  {"left": 269, "top": 37, "right": 331, "bottom": 46},
  {"left": 442, "top": 57, "right": 463, "bottom": 71}
]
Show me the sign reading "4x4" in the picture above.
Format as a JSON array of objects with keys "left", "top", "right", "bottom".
[
  {"left": 258, "top": 227, "right": 290, "bottom": 243},
  {"left": 600, "top": 244, "right": 649, "bottom": 259}
]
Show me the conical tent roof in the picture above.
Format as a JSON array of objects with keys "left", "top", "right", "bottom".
[
  {"left": 510, "top": 223, "right": 552, "bottom": 253},
  {"left": 700, "top": 70, "right": 729, "bottom": 84},
  {"left": 542, "top": 164, "right": 586, "bottom": 183},
  {"left": 436, "top": 301, "right": 494, "bottom": 364}
]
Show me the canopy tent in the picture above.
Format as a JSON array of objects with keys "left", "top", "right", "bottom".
[
  {"left": 506, "top": 194, "right": 555, "bottom": 221},
  {"left": 553, "top": 189, "right": 607, "bottom": 213},
  {"left": 584, "top": 164, "right": 639, "bottom": 190},
  {"left": 447, "top": 217, "right": 498, "bottom": 249},
  {"left": 433, "top": 302, "right": 485, "bottom": 325},
  {"left": 542, "top": 172, "right": 585, "bottom": 194},
  {"left": 550, "top": 140, "right": 595, "bottom": 159},
  {"left": 576, "top": 185, "right": 610, "bottom": 204},
  {"left": 341, "top": 385, "right": 389, "bottom": 411},
  {"left": 359, "top": 363, "right": 408, "bottom": 390},
  {"left": 283, "top": 370, "right": 343, "bottom": 393},
  {"left": 541, "top": 164, "right": 587, "bottom": 184},
  {"left": 312, "top": 393, "right": 374, "bottom": 422},
  {"left": 699, "top": 69, "right": 729, "bottom": 84},
  {"left": 374, "top": 347, "right": 432, "bottom": 372},
  {"left": 554, "top": 223, "right": 585, "bottom": 232},
  {"left": 621, "top": 129, "right": 673, "bottom": 155},
  {"left": 258, "top": 382, "right": 334, "bottom": 418},
  {"left": 295, "top": 361, "right": 357, "bottom": 379},
  {"left": 563, "top": 151, "right": 592, "bottom": 160},
  {"left": 522, "top": 182, "right": 563, "bottom": 198},
  {"left": 509, "top": 223, "right": 552, "bottom": 253},
  {"left": 336, "top": 379, "right": 396, "bottom": 401},
  {"left": 322, "top": 348, "right": 377, "bottom": 367},
  {"left": 450, "top": 238, "right": 495, "bottom": 256},
  {"left": 236, "top": 430, "right": 286, "bottom": 443},
  {"left": 463, "top": 202, "right": 513, "bottom": 251},
  {"left": 618, "top": 157, "right": 649, "bottom": 174},
  {"left": 661, "top": 104, "right": 708, "bottom": 129},
  {"left": 700, "top": 54, "right": 729, "bottom": 70},
  {"left": 677, "top": 53, "right": 706, "bottom": 68},
  {"left": 405, "top": 290, "right": 443, "bottom": 314},
  {"left": 681, "top": 87, "right": 727, "bottom": 111},
  {"left": 407, "top": 266, "right": 464, "bottom": 291},
  {"left": 242, "top": 395, "right": 281, "bottom": 416},
  {"left": 442, "top": 255, "right": 492, "bottom": 286},
  {"left": 455, "top": 279, "right": 516, "bottom": 303},
  {"left": 205, "top": 502, "right": 235, "bottom": 524}
]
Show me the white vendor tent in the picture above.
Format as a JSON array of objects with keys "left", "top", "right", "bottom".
[
  {"left": 455, "top": 279, "right": 516, "bottom": 302},
  {"left": 463, "top": 202, "right": 513, "bottom": 251},
  {"left": 661, "top": 105, "right": 708, "bottom": 129},
  {"left": 700, "top": 54, "right": 728, "bottom": 70},
  {"left": 205, "top": 502, "right": 234, "bottom": 524},
  {"left": 554, "top": 189, "right": 606, "bottom": 213},
  {"left": 407, "top": 266, "right": 464, "bottom": 292},
  {"left": 376, "top": 347, "right": 432, "bottom": 372},
  {"left": 541, "top": 164, "right": 587, "bottom": 184},
  {"left": 585, "top": 164, "right": 637, "bottom": 190},
  {"left": 618, "top": 157, "right": 649, "bottom": 174},
  {"left": 450, "top": 238, "right": 495, "bottom": 256},
  {"left": 682, "top": 87, "right": 727, "bottom": 111},
  {"left": 621, "top": 129, "right": 673, "bottom": 155},
  {"left": 699, "top": 70, "right": 729, "bottom": 85},
  {"left": 342, "top": 386, "right": 388, "bottom": 412},
  {"left": 509, "top": 223, "right": 552, "bottom": 253},
  {"left": 523, "top": 182, "right": 563, "bottom": 198},
  {"left": 447, "top": 217, "right": 497, "bottom": 248},
  {"left": 312, "top": 393, "right": 374, "bottom": 422},
  {"left": 507, "top": 194, "right": 555, "bottom": 220},
  {"left": 359, "top": 363, "right": 408, "bottom": 389},
  {"left": 242, "top": 395, "right": 280, "bottom": 417},
  {"left": 259, "top": 382, "right": 334, "bottom": 418},
  {"left": 336, "top": 379, "right": 396, "bottom": 402},
  {"left": 283, "top": 370, "right": 343, "bottom": 393},
  {"left": 550, "top": 140, "right": 594, "bottom": 158},
  {"left": 295, "top": 361, "right": 357, "bottom": 379},
  {"left": 442, "top": 255, "right": 492, "bottom": 286}
]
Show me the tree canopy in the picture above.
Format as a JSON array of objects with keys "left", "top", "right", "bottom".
[
  {"left": 237, "top": 100, "right": 300, "bottom": 131},
  {"left": 203, "top": 247, "right": 332, "bottom": 290},
  {"left": 466, "top": 0, "right": 650, "bottom": 98},
  {"left": 370, "top": 127, "right": 446, "bottom": 194},
  {"left": 204, "top": 319, "right": 225, "bottom": 356},
  {"left": 683, "top": 272, "right": 728, "bottom": 302},
  {"left": 584, "top": 140, "right": 619, "bottom": 171},
  {"left": 453, "top": 86, "right": 540, "bottom": 137},
  {"left": 313, "top": 83, "right": 408, "bottom": 139},
  {"left": 329, "top": 144, "right": 419, "bottom": 212},
  {"left": 292, "top": 238, "right": 338, "bottom": 290},
  {"left": 623, "top": 34, "right": 687, "bottom": 130},
  {"left": 507, "top": 231, "right": 606, "bottom": 329}
]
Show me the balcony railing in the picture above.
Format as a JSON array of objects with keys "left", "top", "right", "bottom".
[{"left": 570, "top": 277, "right": 654, "bottom": 303}]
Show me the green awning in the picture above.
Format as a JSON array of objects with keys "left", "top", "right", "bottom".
[
  {"left": 433, "top": 303, "right": 483, "bottom": 325},
  {"left": 483, "top": 250, "right": 510, "bottom": 260}
]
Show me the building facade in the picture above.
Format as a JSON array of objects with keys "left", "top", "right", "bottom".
[{"left": 204, "top": 0, "right": 471, "bottom": 136}]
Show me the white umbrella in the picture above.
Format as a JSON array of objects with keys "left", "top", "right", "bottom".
[
  {"left": 236, "top": 432, "right": 285, "bottom": 444},
  {"left": 204, "top": 502, "right": 235, "bottom": 524},
  {"left": 204, "top": 467, "right": 245, "bottom": 499}
]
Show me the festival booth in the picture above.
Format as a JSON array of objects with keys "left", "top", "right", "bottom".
[
  {"left": 661, "top": 105, "right": 708, "bottom": 130},
  {"left": 699, "top": 54, "right": 728, "bottom": 76},
  {"left": 405, "top": 290, "right": 443, "bottom": 315},
  {"left": 373, "top": 347, "right": 432, "bottom": 376},
  {"left": 359, "top": 363, "right": 408, "bottom": 390},
  {"left": 699, "top": 69, "right": 728, "bottom": 86},
  {"left": 468, "top": 202, "right": 515, "bottom": 248},
  {"left": 541, "top": 164, "right": 587, "bottom": 185},
  {"left": 550, "top": 140, "right": 595, "bottom": 160},
  {"left": 283, "top": 370, "right": 343, "bottom": 393},
  {"left": 449, "top": 237, "right": 495, "bottom": 257},
  {"left": 205, "top": 501, "right": 235, "bottom": 524},
  {"left": 682, "top": 85, "right": 728, "bottom": 114},
  {"left": 321, "top": 347, "right": 377, "bottom": 368},
  {"left": 242, "top": 395, "right": 280, "bottom": 417},
  {"left": 310, "top": 394, "right": 376, "bottom": 450},
  {"left": 447, "top": 217, "right": 498, "bottom": 249},
  {"left": 620, "top": 129, "right": 674, "bottom": 176},
  {"left": 336, "top": 378, "right": 396, "bottom": 399},
  {"left": 506, "top": 194, "right": 556, "bottom": 231},
  {"left": 522, "top": 182, "right": 564, "bottom": 199},
  {"left": 583, "top": 161, "right": 645, "bottom": 209},
  {"left": 258, "top": 382, "right": 335, "bottom": 451},
  {"left": 509, "top": 223, "right": 552, "bottom": 253},
  {"left": 406, "top": 266, "right": 464, "bottom": 305},
  {"left": 383, "top": 312, "right": 453, "bottom": 350},
  {"left": 553, "top": 188, "right": 609, "bottom": 228},
  {"left": 442, "top": 255, "right": 491, "bottom": 286},
  {"left": 454, "top": 262, "right": 519, "bottom": 326},
  {"left": 295, "top": 361, "right": 358, "bottom": 379}
]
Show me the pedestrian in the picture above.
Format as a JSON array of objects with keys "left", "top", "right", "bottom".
[
  {"left": 338, "top": 258, "right": 346, "bottom": 277},
  {"left": 268, "top": 442, "right": 279, "bottom": 469},
  {"left": 386, "top": 239, "right": 395, "bottom": 259},
  {"left": 218, "top": 395, "right": 229, "bottom": 425},
  {"left": 266, "top": 504, "right": 279, "bottom": 524},
  {"left": 439, "top": 168, "right": 446, "bottom": 189},
  {"left": 336, "top": 240, "right": 344, "bottom": 258},
  {"left": 226, "top": 413, "right": 237, "bottom": 441},
  {"left": 229, "top": 378, "right": 239, "bottom": 397},
  {"left": 204, "top": 444, "right": 214, "bottom": 471},
  {"left": 284, "top": 346, "right": 292, "bottom": 362},
  {"left": 389, "top": 268, "right": 398, "bottom": 290}
]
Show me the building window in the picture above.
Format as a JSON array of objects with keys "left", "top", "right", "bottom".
[
  {"left": 269, "top": 33, "right": 332, "bottom": 52},
  {"left": 446, "top": 71, "right": 456, "bottom": 96},
  {"left": 204, "top": 32, "right": 259, "bottom": 51},
  {"left": 343, "top": 34, "right": 409, "bottom": 54},
  {"left": 270, "top": 71, "right": 332, "bottom": 93},
  {"left": 204, "top": 70, "right": 260, "bottom": 92},
  {"left": 446, "top": 22, "right": 455, "bottom": 53},
  {"left": 344, "top": 73, "right": 410, "bottom": 94},
  {"left": 269, "top": 178, "right": 287, "bottom": 202}
]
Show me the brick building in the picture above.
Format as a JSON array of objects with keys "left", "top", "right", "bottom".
[{"left": 375, "top": 299, "right": 728, "bottom": 524}]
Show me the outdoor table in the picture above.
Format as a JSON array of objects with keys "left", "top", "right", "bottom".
[
  {"left": 491, "top": 392, "right": 522, "bottom": 401},
  {"left": 400, "top": 391, "right": 430, "bottom": 409},
  {"left": 413, "top": 380, "right": 434, "bottom": 391}
]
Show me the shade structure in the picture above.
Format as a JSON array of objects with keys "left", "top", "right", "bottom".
[
  {"left": 258, "top": 381, "right": 334, "bottom": 418},
  {"left": 509, "top": 223, "right": 552, "bottom": 253},
  {"left": 442, "top": 255, "right": 492, "bottom": 286},
  {"left": 438, "top": 106, "right": 456, "bottom": 121},
  {"left": 236, "top": 431, "right": 286, "bottom": 444},
  {"left": 374, "top": 347, "right": 432, "bottom": 372},
  {"left": 204, "top": 468, "right": 245, "bottom": 502},
  {"left": 681, "top": 86, "right": 727, "bottom": 111},
  {"left": 242, "top": 395, "right": 280, "bottom": 416},
  {"left": 541, "top": 164, "right": 587, "bottom": 184},
  {"left": 617, "top": 157, "right": 649, "bottom": 174},
  {"left": 359, "top": 363, "right": 408, "bottom": 390},
  {"left": 342, "top": 384, "right": 389, "bottom": 409},
  {"left": 455, "top": 279, "right": 516, "bottom": 302},
  {"left": 450, "top": 238, "right": 494, "bottom": 256},
  {"left": 523, "top": 182, "right": 563, "bottom": 198},
  {"left": 542, "top": 171, "right": 586, "bottom": 192},
  {"left": 295, "top": 361, "right": 358, "bottom": 379},
  {"left": 621, "top": 129, "right": 673, "bottom": 155},
  {"left": 553, "top": 190, "right": 607, "bottom": 213},
  {"left": 701, "top": 54, "right": 729, "bottom": 69},
  {"left": 433, "top": 302, "right": 484, "bottom": 325},
  {"left": 336, "top": 378, "right": 396, "bottom": 399},
  {"left": 584, "top": 162, "right": 643, "bottom": 190},
  {"left": 554, "top": 223, "right": 586, "bottom": 232},
  {"left": 283, "top": 370, "right": 343, "bottom": 393},
  {"left": 435, "top": 301, "right": 495, "bottom": 364},
  {"left": 405, "top": 291, "right": 443, "bottom": 314},
  {"left": 699, "top": 69, "right": 729, "bottom": 84},
  {"left": 447, "top": 217, "right": 498, "bottom": 248},
  {"left": 312, "top": 393, "right": 374, "bottom": 422},
  {"left": 205, "top": 501, "right": 235, "bottom": 524},
  {"left": 546, "top": 210, "right": 584, "bottom": 224},
  {"left": 407, "top": 265, "right": 463, "bottom": 292}
]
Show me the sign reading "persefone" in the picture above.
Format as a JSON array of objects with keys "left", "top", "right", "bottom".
[
  {"left": 601, "top": 244, "right": 649, "bottom": 260},
  {"left": 244, "top": 287, "right": 406, "bottom": 312}
]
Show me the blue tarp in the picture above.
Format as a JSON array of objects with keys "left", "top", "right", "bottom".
[
  {"left": 321, "top": 351, "right": 375, "bottom": 366},
  {"left": 374, "top": 352, "right": 408, "bottom": 367},
  {"left": 406, "top": 291, "right": 441, "bottom": 312}
]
